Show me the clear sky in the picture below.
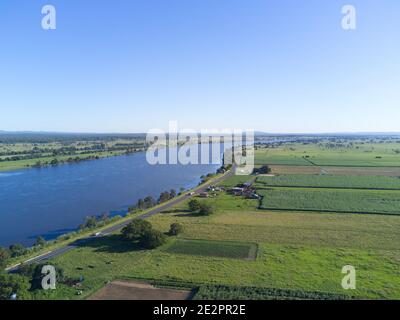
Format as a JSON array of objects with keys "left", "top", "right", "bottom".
[{"left": 1, "top": 0, "right": 399, "bottom": 133}]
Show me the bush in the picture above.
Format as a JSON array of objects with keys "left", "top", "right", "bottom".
[
  {"left": 17, "top": 263, "right": 69, "bottom": 290},
  {"left": 198, "top": 203, "right": 215, "bottom": 216},
  {"left": 169, "top": 223, "right": 184, "bottom": 236},
  {"left": 79, "top": 216, "right": 98, "bottom": 230},
  {"left": 35, "top": 236, "right": 46, "bottom": 247},
  {"left": 139, "top": 230, "right": 167, "bottom": 249},
  {"left": 8, "top": 244, "right": 26, "bottom": 258},
  {"left": 188, "top": 199, "right": 201, "bottom": 212},
  {"left": 0, "top": 274, "right": 30, "bottom": 300},
  {"left": 121, "top": 219, "right": 153, "bottom": 241}
]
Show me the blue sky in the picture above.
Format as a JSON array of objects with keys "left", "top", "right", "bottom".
[{"left": 0, "top": 0, "right": 399, "bottom": 133}]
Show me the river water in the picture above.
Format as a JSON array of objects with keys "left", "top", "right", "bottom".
[{"left": 0, "top": 148, "right": 222, "bottom": 246}]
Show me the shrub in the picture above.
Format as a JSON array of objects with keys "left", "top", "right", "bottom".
[
  {"left": 0, "top": 274, "right": 30, "bottom": 300},
  {"left": 139, "top": 230, "right": 167, "bottom": 249},
  {"left": 121, "top": 219, "right": 153, "bottom": 241},
  {"left": 169, "top": 223, "right": 184, "bottom": 236},
  {"left": 8, "top": 244, "right": 26, "bottom": 258},
  {"left": 198, "top": 203, "right": 215, "bottom": 216},
  {"left": 35, "top": 236, "right": 46, "bottom": 247},
  {"left": 17, "top": 263, "right": 69, "bottom": 290},
  {"left": 188, "top": 199, "right": 201, "bottom": 212}
]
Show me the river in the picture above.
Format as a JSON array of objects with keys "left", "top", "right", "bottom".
[{"left": 0, "top": 147, "right": 222, "bottom": 247}]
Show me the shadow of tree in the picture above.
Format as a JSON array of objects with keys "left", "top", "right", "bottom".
[
  {"left": 161, "top": 209, "right": 191, "bottom": 214},
  {"left": 73, "top": 234, "right": 144, "bottom": 253},
  {"left": 173, "top": 212, "right": 205, "bottom": 218}
]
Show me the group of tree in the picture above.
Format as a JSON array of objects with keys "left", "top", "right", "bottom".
[
  {"left": 136, "top": 196, "right": 157, "bottom": 210},
  {"left": 0, "top": 236, "right": 48, "bottom": 270},
  {"left": 0, "top": 273, "right": 29, "bottom": 300},
  {"left": 78, "top": 213, "right": 110, "bottom": 230},
  {"left": 121, "top": 220, "right": 183, "bottom": 249},
  {"left": 121, "top": 220, "right": 166, "bottom": 249},
  {"left": 136, "top": 189, "right": 178, "bottom": 211},
  {"left": 188, "top": 199, "right": 215, "bottom": 216}
]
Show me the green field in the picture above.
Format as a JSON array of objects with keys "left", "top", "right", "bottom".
[
  {"left": 165, "top": 239, "right": 258, "bottom": 260},
  {"left": 259, "top": 187, "right": 400, "bottom": 214},
  {"left": 218, "top": 175, "right": 254, "bottom": 187},
  {"left": 255, "top": 142, "right": 400, "bottom": 167},
  {"left": 9, "top": 191, "right": 399, "bottom": 300},
  {"left": 194, "top": 284, "right": 351, "bottom": 300},
  {"left": 5, "top": 139, "right": 400, "bottom": 300},
  {"left": 256, "top": 174, "right": 400, "bottom": 190}
]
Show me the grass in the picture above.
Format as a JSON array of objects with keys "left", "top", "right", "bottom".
[
  {"left": 42, "top": 238, "right": 400, "bottom": 300},
  {"left": 8, "top": 140, "right": 400, "bottom": 300},
  {"left": 259, "top": 187, "right": 400, "bottom": 215},
  {"left": 165, "top": 239, "right": 258, "bottom": 260},
  {"left": 194, "top": 284, "right": 352, "bottom": 300},
  {"left": 217, "top": 175, "right": 254, "bottom": 187},
  {"left": 256, "top": 174, "right": 400, "bottom": 190},
  {"left": 269, "top": 165, "right": 400, "bottom": 176},
  {"left": 255, "top": 142, "right": 400, "bottom": 167},
  {"left": 13, "top": 191, "right": 400, "bottom": 300}
]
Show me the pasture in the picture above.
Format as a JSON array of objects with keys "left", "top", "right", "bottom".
[
  {"left": 165, "top": 239, "right": 258, "bottom": 260},
  {"left": 256, "top": 174, "right": 400, "bottom": 189},
  {"left": 11, "top": 139, "right": 400, "bottom": 300},
  {"left": 258, "top": 187, "right": 400, "bottom": 215}
]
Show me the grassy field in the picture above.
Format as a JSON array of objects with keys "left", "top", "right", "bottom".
[
  {"left": 165, "top": 239, "right": 258, "bottom": 260},
  {"left": 269, "top": 165, "right": 400, "bottom": 176},
  {"left": 255, "top": 142, "right": 400, "bottom": 167},
  {"left": 259, "top": 187, "right": 400, "bottom": 215},
  {"left": 7, "top": 139, "right": 400, "bottom": 300},
  {"left": 217, "top": 175, "right": 254, "bottom": 187},
  {"left": 20, "top": 191, "right": 397, "bottom": 300},
  {"left": 256, "top": 174, "right": 400, "bottom": 189}
]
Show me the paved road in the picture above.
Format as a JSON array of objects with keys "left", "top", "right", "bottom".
[{"left": 6, "top": 168, "right": 235, "bottom": 272}]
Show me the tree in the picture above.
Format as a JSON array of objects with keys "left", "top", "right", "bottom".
[
  {"left": 9, "top": 244, "right": 26, "bottom": 258},
  {"left": 80, "top": 216, "right": 97, "bottom": 229},
  {"left": 169, "top": 223, "right": 184, "bottom": 236},
  {"left": 121, "top": 220, "right": 153, "bottom": 241},
  {"left": 143, "top": 196, "right": 156, "bottom": 209},
  {"left": 34, "top": 236, "right": 46, "bottom": 247},
  {"left": 139, "top": 229, "right": 167, "bottom": 249},
  {"left": 188, "top": 199, "right": 201, "bottom": 212},
  {"left": 169, "top": 189, "right": 177, "bottom": 198},
  {"left": 198, "top": 203, "right": 215, "bottom": 216},
  {"left": 137, "top": 198, "right": 145, "bottom": 210},
  {"left": 158, "top": 191, "right": 170, "bottom": 204},
  {"left": 0, "top": 247, "right": 10, "bottom": 269},
  {"left": 0, "top": 274, "right": 30, "bottom": 300},
  {"left": 100, "top": 212, "right": 110, "bottom": 223}
]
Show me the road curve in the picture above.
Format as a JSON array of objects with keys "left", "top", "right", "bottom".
[{"left": 7, "top": 167, "right": 235, "bottom": 272}]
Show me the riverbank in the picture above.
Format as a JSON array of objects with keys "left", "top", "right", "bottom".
[{"left": 0, "top": 150, "right": 132, "bottom": 172}]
